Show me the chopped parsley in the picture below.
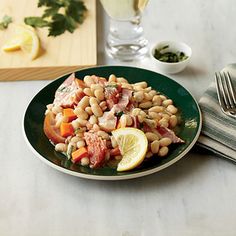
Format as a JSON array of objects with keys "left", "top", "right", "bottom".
[
  {"left": 24, "top": 0, "right": 87, "bottom": 37},
  {"left": 0, "top": 15, "right": 12, "bottom": 30},
  {"left": 154, "top": 45, "right": 188, "bottom": 63}
]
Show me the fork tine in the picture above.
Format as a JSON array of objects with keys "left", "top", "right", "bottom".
[
  {"left": 222, "top": 72, "right": 233, "bottom": 108},
  {"left": 215, "top": 72, "right": 227, "bottom": 111},
  {"left": 226, "top": 72, "right": 236, "bottom": 106},
  {"left": 219, "top": 72, "right": 230, "bottom": 108}
]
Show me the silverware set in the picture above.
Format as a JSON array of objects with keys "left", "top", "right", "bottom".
[{"left": 215, "top": 71, "right": 236, "bottom": 118}]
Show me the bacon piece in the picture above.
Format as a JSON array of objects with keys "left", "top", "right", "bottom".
[
  {"left": 53, "top": 73, "right": 85, "bottom": 108},
  {"left": 104, "top": 84, "right": 121, "bottom": 109},
  {"left": 112, "top": 88, "right": 133, "bottom": 113},
  {"left": 91, "top": 75, "right": 107, "bottom": 86},
  {"left": 156, "top": 126, "right": 184, "bottom": 143},
  {"left": 98, "top": 111, "right": 117, "bottom": 132},
  {"left": 84, "top": 132, "right": 108, "bottom": 168}
]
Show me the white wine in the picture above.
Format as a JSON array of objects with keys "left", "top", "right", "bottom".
[{"left": 100, "top": 0, "right": 149, "bottom": 20}]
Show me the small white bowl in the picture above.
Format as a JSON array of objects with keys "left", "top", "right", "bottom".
[{"left": 150, "top": 41, "right": 192, "bottom": 74}]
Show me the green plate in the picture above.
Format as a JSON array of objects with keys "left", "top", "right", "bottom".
[{"left": 23, "top": 66, "right": 202, "bottom": 180}]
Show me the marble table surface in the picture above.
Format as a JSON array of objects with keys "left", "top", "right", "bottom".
[{"left": 1, "top": 0, "right": 236, "bottom": 235}]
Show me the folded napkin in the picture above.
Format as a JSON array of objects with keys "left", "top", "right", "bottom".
[{"left": 197, "top": 65, "right": 236, "bottom": 161}]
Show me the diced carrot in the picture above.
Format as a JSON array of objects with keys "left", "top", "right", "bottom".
[
  {"left": 71, "top": 147, "right": 88, "bottom": 163},
  {"left": 63, "top": 108, "right": 77, "bottom": 122},
  {"left": 110, "top": 147, "right": 121, "bottom": 156},
  {"left": 60, "top": 122, "right": 74, "bottom": 137}
]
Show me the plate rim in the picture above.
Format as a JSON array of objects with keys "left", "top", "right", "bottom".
[{"left": 22, "top": 65, "right": 202, "bottom": 181}]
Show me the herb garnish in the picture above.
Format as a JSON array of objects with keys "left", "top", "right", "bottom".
[
  {"left": 154, "top": 45, "right": 188, "bottom": 63},
  {"left": 0, "top": 15, "right": 12, "bottom": 30},
  {"left": 24, "top": 0, "right": 87, "bottom": 37},
  {"left": 105, "top": 84, "right": 118, "bottom": 88},
  {"left": 116, "top": 111, "right": 124, "bottom": 117}
]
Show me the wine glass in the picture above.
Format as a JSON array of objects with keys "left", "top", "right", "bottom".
[{"left": 100, "top": 0, "right": 149, "bottom": 61}]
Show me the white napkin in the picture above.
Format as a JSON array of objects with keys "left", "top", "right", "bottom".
[{"left": 197, "top": 64, "right": 236, "bottom": 161}]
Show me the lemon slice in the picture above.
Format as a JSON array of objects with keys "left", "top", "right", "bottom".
[
  {"left": 19, "top": 27, "right": 40, "bottom": 60},
  {"left": 112, "top": 128, "right": 148, "bottom": 171},
  {"left": 2, "top": 24, "right": 40, "bottom": 60},
  {"left": 2, "top": 35, "right": 22, "bottom": 51}
]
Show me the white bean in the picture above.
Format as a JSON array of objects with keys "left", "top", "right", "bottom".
[
  {"left": 134, "top": 91, "right": 144, "bottom": 102},
  {"left": 161, "top": 113, "right": 170, "bottom": 121},
  {"left": 89, "top": 115, "right": 98, "bottom": 125},
  {"left": 85, "top": 107, "right": 93, "bottom": 115},
  {"left": 89, "top": 97, "right": 98, "bottom": 106},
  {"left": 86, "top": 122, "right": 93, "bottom": 130},
  {"left": 81, "top": 157, "right": 90, "bottom": 166},
  {"left": 91, "top": 84, "right": 103, "bottom": 92},
  {"left": 160, "top": 95, "right": 167, "bottom": 101},
  {"left": 152, "top": 95, "right": 162, "bottom": 106},
  {"left": 99, "top": 101, "right": 107, "bottom": 111},
  {"left": 144, "top": 92, "right": 153, "bottom": 101},
  {"left": 83, "top": 88, "right": 94, "bottom": 97},
  {"left": 151, "top": 140, "right": 160, "bottom": 154},
  {"left": 108, "top": 74, "right": 117, "bottom": 82},
  {"left": 71, "top": 119, "right": 80, "bottom": 130},
  {"left": 134, "top": 81, "right": 147, "bottom": 88},
  {"left": 94, "top": 89, "right": 105, "bottom": 101},
  {"left": 149, "top": 106, "right": 164, "bottom": 113},
  {"left": 77, "top": 140, "right": 85, "bottom": 149},
  {"left": 78, "top": 96, "right": 90, "bottom": 109},
  {"left": 93, "top": 124, "right": 100, "bottom": 131},
  {"left": 158, "top": 118, "right": 169, "bottom": 128},
  {"left": 131, "top": 108, "right": 141, "bottom": 116},
  {"left": 148, "top": 111, "right": 161, "bottom": 120},
  {"left": 169, "top": 115, "right": 178, "bottom": 128},
  {"left": 158, "top": 146, "right": 169, "bottom": 157},
  {"left": 139, "top": 101, "right": 152, "bottom": 109},
  {"left": 144, "top": 119, "right": 157, "bottom": 128},
  {"left": 167, "top": 105, "right": 178, "bottom": 114},
  {"left": 144, "top": 87, "right": 152, "bottom": 92},
  {"left": 159, "top": 137, "right": 172, "bottom": 147},
  {"left": 138, "top": 115, "right": 145, "bottom": 123},
  {"left": 120, "top": 114, "right": 127, "bottom": 128},
  {"left": 55, "top": 143, "right": 67, "bottom": 152},
  {"left": 162, "top": 99, "right": 173, "bottom": 107},
  {"left": 149, "top": 90, "right": 157, "bottom": 97},
  {"left": 117, "top": 77, "right": 128, "bottom": 83},
  {"left": 121, "top": 83, "right": 133, "bottom": 89},
  {"left": 84, "top": 75, "right": 95, "bottom": 86},
  {"left": 74, "top": 107, "right": 88, "bottom": 120},
  {"left": 145, "top": 132, "right": 160, "bottom": 142},
  {"left": 91, "top": 104, "right": 103, "bottom": 117},
  {"left": 76, "top": 117, "right": 87, "bottom": 127},
  {"left": 126, "top": 115, "right": 133, "bottom": 126}
]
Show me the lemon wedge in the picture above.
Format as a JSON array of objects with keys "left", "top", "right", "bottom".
[
  {"left": 1, "top": 35, "right": 22, "bottom": 51},
  {"left": 2, "top": 24, "right": 40, "bottom": 60},
  {"left": 112, "top": 128, "right": 148, "bottom": 171}
]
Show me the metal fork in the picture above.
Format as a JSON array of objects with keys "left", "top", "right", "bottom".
[{"left": 215, "top": 71, "right": 236, "bottom": 118}]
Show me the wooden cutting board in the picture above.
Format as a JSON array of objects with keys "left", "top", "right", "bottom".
[{"left": 0, "top": 0, "right": 96, "bottom": 81}]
